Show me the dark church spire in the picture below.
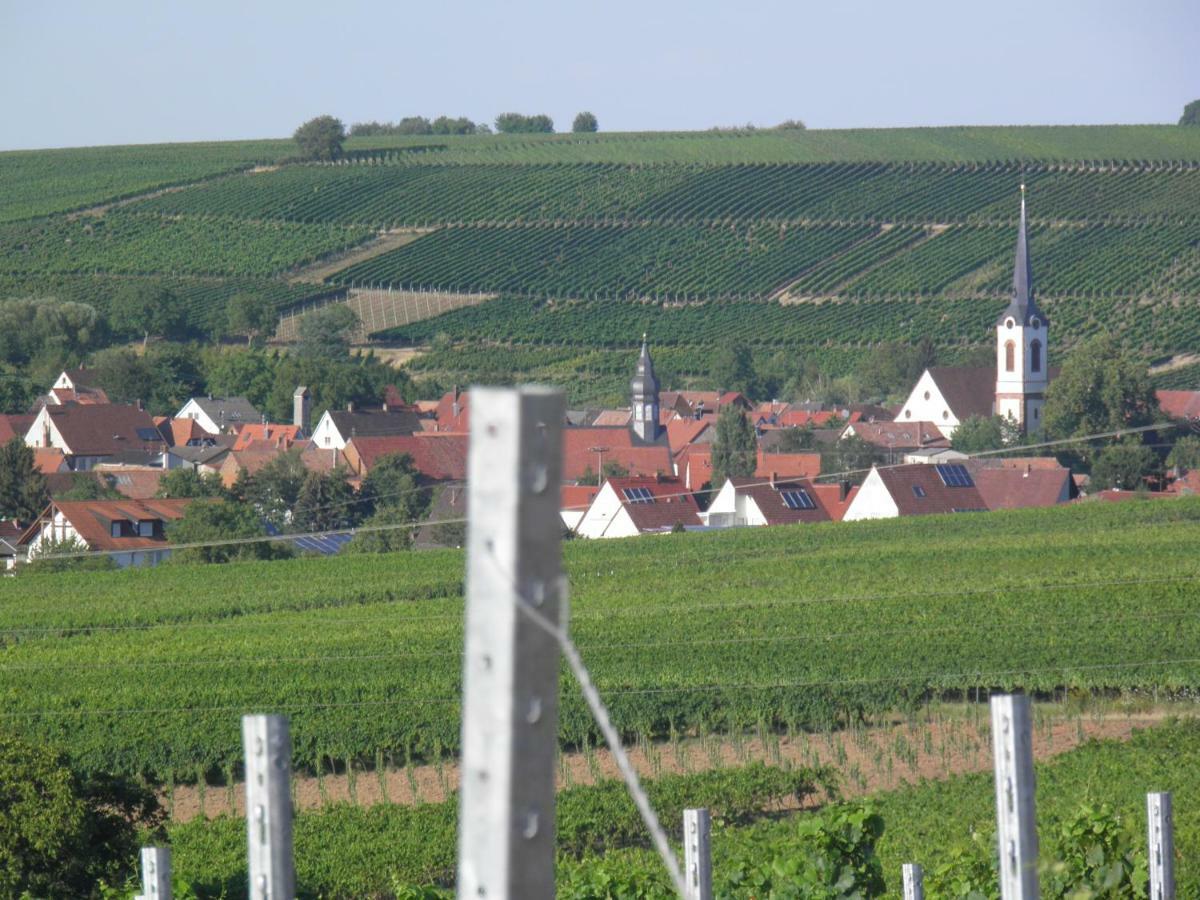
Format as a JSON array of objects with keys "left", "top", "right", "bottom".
[
  {"left": 630, "top": 333, "right": 661, "bottom": 442},
  {"left": 997, "top": 184, "right": 1048, "bottom": 327}
]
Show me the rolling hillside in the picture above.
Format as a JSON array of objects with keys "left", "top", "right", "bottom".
[{"left": 3, "top": 126, "right": 1200, "bottom": 402}]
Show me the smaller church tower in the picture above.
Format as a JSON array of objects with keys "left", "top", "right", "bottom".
[
  {"left": 630, "top": 334, "right": 661, "bottom": 442},
  {"left": 995, "top": 185, "right": 1049, "bottom": 434}
]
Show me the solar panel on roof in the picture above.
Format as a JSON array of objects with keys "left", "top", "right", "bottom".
[
  {"left": 935, "top": 463, "right": 974, "bottom": 487},
  {"left": 912, "top": 484, "right": 927, "bottom": 498},
  {"left": 779, "top": 489, "right": 816, "bottom": 510},
  {"left": 621, "top": 487, "right": 654, "bottom": 504}
]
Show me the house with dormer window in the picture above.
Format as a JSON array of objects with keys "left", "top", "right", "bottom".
[{"left": 19, "top": 498, "right": 193, "bottom": 568}]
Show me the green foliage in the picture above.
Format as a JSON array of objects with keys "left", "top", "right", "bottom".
[
  {"left": 722, "top": 804, "right": 885, "bottom": 899},
  {"left": 710, "top": 343, "right": 759, "bottom": 399},
  {"left": 22, "top": 535, "right": 120, "bottom": 574},
  {"left": 1181, "top": 100, "right": 1200, "bottom": 127},
  {"left": 292, "top": 469, "right": 358, "bottom": 532},
  {"left": 951, "top": 415, "right": 1018, "bottom": 454},
  {"left": 156, "top": 468, "right": 226, "bottom": 499},
  {"left": 108, "top": 281, "right": 186, "bottom": 344},
  {"left": 242, "top": 450, "right": 308, "bottom": 530},
  {"left": 573, "top": 111, "right": 599, "bottom": 133},
  {"left": 494, "top": 112, "right": 554, "bottom": 134},
  {"left": 88, "top": 342, "right": 205, "bottom": 415},
  {"left": 200, "top": 347, "right": 277, "bottom": 411},
  {"left": 225, "top": 291, "right": 276, "bottom": 345},
  {"left": 0, "top": 732, "right": 161, "bottom": 898},
  {"left": 167, "top": 499, "right": 289, "bottom": 565},
  {"left": 710, "top": 405, "right": 756, "bottom": 486},
  {"left": 296, "top": 304, "right": 359, "bottom": 361},
  {"left": 857, "top": 338, "right": 936, "bottom": 401},
  {"left": 293, "top": 115, "right": 346, "bottom": 162},
  {"left": 0, "top": 436, "right": 48, "bottom": 521},
  {"left": 53, "top": 472, "right": 124, "bottom": 502},
  {"left": 1167, "top": 435, "right": 1200, "bottom": 473},
  {"left": 7, "top": 494, "right": 1200, "bottom": 781},
  {"left": 0, "top": 296, "right": 102, "bottom": 368},
  {"left": 821, "top": 434, "right": 877, "bottom": 479},
  {"left": 262, "top": 352, "right": 397, "bottom": 424},
  {"left": 1044, "top": 336, "right": 1160, "bottom": 455},
  {"left": 345, "top": 504, "right": 416, "bottom": 554},
  {"left": 1089, "top": 440, "right": 1161, "bottom": 491},
  {"left": 359, "top": 452, "right": 429, "bottom": 520}
]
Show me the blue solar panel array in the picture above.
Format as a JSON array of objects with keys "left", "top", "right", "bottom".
[
  {"left": 779, "top": 489, "right": 816, "bottom": 510},
  {"left": 935, "top": 464, "right": 974, "bottom": 488},
  {"left": 622, "top": 487, "right": 655, "bottom": 503}
]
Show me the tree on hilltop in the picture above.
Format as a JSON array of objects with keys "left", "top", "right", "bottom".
[
  {"left": 495, "top": 113, "right": 554, "bottom": 134},
  {"left": 294, "top": 115, "right": 346, "bottom": 161},
  {"left": 1180, "top": 100, "right": 1200, "bottom": 126},
  {"left": 109, "top": 282, "right": 185, "bottom": 346},
  {"left": 572, "top": 111, "right": 598, "bottom": 133}
]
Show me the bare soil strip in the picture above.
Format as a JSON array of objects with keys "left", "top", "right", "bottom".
[
  {"left": 1149, "top": 352, "right": 1200, "bottom": 374},
  {"left": 286, "top": 229, "right": 431, "bottom": 285},
  {"left": 274, "top": 286, "right": 494, "bottom": 343},
  {"left": 164, "top": 710, "right": 1175, "bottom": 823}
]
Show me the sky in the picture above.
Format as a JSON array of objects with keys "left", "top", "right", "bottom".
[{"left": 2, "top": 0, "right": 1197, "bottom": 151}]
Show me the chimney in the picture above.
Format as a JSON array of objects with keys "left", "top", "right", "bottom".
[
  {"left": 347, "top": 401, "right": 355, "bottom": 413},
  {"left": 452, "top": 384, "right": 461, "bottom": 420},
  {"left": 839, "top": 480, "right": 850, "bottom": 502},
  {"left": 136, "top": 398, "right": 143, "bottom": 411},
  {"left": 770, "top": 471, "right": 777, "bottom": 488},
  {"left": 383, "top": 401, "right": 389, "bottom": 412},
  {"left": 293, "top": 386, "right": 311, "bottom": 436}
]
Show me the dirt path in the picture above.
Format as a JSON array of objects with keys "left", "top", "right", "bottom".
[
  {"left": 286, "top": 229, "right": 432, "bottom": 285},
  {"left": 164, "top": 709, "right": 1177, "bottom": 822},
  {"left": 1149, "top": 352, "right": 1200, "bottom": 374}
]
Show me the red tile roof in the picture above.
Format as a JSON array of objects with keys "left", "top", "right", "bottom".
[
  {"left": 33, "top": 448, "right": 67, "bottom": 474},
  {"left": 0, "top": 415, "right": 35, "bottom": 445},
  {"left": 809, "top": 482, "right": 859, "bottom": 521},
  {"left": 755, "top": 449, "right": 821, "bottom": 479},
  {"left": 232, "top": 423, "right": 304, "bottom": 451},
  {"left": 561, "top": 484, "right": 600, "bottom": 512},
  {"left": 726, "top": 476, "right": 832, "bottom": 525},
  {"left": 561, "top": 428, "right": 673, "bottom": 482},
  {"left": 30, "top": 499, "right": 192, "bottom": 553},
  {"left": 1156, "top": 390, "right": 1200, "bottom": 421},
  {"left": 970, "top": 466, "right": 1072, "bottom": 510},
  {"left": 604, "top": 476, "right": 702, "bottom": 532},
  {"left": 346, "top": 434, "right": 468, "bottom": 481},
  {"left": 875, "top": 464, "right": 989, "bottom": 516},
  {"left": 93, "top": 467, "right": 168, "bottom": 500},
  {"left": 666, "top": 418, "right": 710, "bottom": 453},
  {"left": 847, "top": 421, "right": 948, "bottom": 450},
  {"left": 434, "top": 391, "right": 470, "bottom": 432},
  {"left": 40, "top": 404, "right": 165, "bottom": 457}
]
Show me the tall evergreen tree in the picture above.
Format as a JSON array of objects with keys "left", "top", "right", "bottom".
[
  {"left": 710, "top": 406, "right": 756, "bottom": 488},
  {"left": 0, "top": 437, "right": 48, "bottom": 522}
]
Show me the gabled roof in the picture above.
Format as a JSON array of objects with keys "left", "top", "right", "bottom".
[
  {"left": 58, "top": 367, "right": 103, "bottom": 391},
  {"left": 327, "top": 408, "right": 423, "bottom": 439},
  {"left": 561, "top": 427, "right": 673, "bottom": 482},
  {"left": 162, "top": 417, "right": 207, "bottom": 447},
  {"left": 1156, "top": 390, "right": 1200, "bottom": 421},
  {"left": 726, "top": 476, "right": 832, "bottom": 525},
  {"left": 434, "top": 391, "right": 469, "bottom": 432},
  {"left": 347, "top": 433, "right": 468, "bottom": 482},
  {"left": 232, "top": 423, "right": 304, "bottom": 451},
  {"left": 0, "top": 414, "right": 35, "bottom": 444},
  {"left": 809, "top": 482, "right": 859, "bottom": 522},
  {"left": 49, "top": 386, "right": 109, "bottom": 406},
  {"left": 874, "top": 464, "right": 988, "bottom": 516},
  {"left": 92, "top": 467, "right": 168, "bottom": 500},
  {"left": 604, "top": 476, "right": 702, "bottom": 532},
  {"left": 38, "top": 404, "right": 165, "bottom": 457},
  {"left": 755, "top": 449, "right": 821, "bottom": 479},
  {"left": 28, "top": 498, "right": 192, "bottom": 552},
  {"left": 561, "top": 484, "right": 600, "bottom": 513},
  {"left": 666, "top": 417, "right": 710, "bottom": 453},
  {"left": 970, "top": 465, "right": 1072, "bottom": 510},
  {"left": 924, "top": 367, "right": 997, "bottom": 422},
  {"left": 848, "top": 421, "right": 948, "bottom": 450},
  {"left": 186, "top": 396, "right": 262, "bottom": 429},
  {"left": 33, "top": 448, "right": 67, "bottom": 473}
]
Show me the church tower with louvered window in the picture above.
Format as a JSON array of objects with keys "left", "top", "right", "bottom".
[
  {"left": 630, "top": 335, "right": 661, "bottom": 442},
  {"left": 995, "top": 186, "right": 1049, "bottom": 434}
]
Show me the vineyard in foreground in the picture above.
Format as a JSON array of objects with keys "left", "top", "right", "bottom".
[{"left": 3, "top": 498, "right": 1200, "bottom": 784}]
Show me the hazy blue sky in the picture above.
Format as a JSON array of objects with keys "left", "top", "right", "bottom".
[{"left": 2, "top": 0, "right": 1196, "bottom": 150}]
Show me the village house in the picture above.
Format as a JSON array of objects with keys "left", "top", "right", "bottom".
[
  {"left": 842, "top": 463, "right": 990, "bottom": 521},
  {"left": 310, "top": 405, "right": 423, "bottom": 450},
  {"left": 573, "top": 475, "right": 703, "bottom": 539},
  {"left": 175, "top": 396, "right": 262, "bottom": 435},
  {"left": 342, "top": 433, "right": 469, "bottom": 482},
  {"left": 24, "top": 403, "right": 167, "bottom": 471},
  {"left": 841, "top": 420, "right": 950, "bottom": 460},
  {"left": 19, "top": 498, "right": 192, "bottom": 568},
  {"left": 45, "top": 368, "right": 109, "bottom": 406},
  {"left": 702, "top": 476, "right": 856, "bottom": 528}
]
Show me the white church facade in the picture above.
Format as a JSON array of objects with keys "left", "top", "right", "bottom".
[{"left": 897, "top": 188, "right": 1050, "bottom": 438}]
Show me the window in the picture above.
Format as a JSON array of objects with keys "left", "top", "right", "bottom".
[
  {"left": 942, "top": 410, "right": 950, "bottom": 420},
  {"left": 621, "top": 487, "right": 654, "bottom": 503},
  {"left": 1006, "top": 317, "right": 1015, "bottom": 329},
  {"left": 138, "top": 520, "right": 154, "bottom": 538},
  {"left": 905, "top": 409, "right": 912, "bottom": 419},
  {"left": 779, "top": 489, "right": 815, "bottom": 510},
  {"left": 923, "top": 391, "right": 930, "bottom": 401},
  {"left": 1005, "top": 341, "right": 1016, "bottom": 372},
  {"left": 1031, "top": 317, "right": 1040, "bottom": 330},
  {"left": 1033, "top": 407, "right": 1039, "bottom": 419},
  {"left": 935, "top": 463, "right": 975, "bottom": 487},
  {"left": 1030, "top": 340, "right": 1042, "bottom": 373},
  {"left": 912, "top": 484, "right": 927, "bottom": 498}
]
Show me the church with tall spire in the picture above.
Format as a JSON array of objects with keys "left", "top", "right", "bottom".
[
  {"left": 630, "top": 334, "right": 662, "bottom": 442},
  {"left": 894, "top": 187, "right": 1052, "bottom": 437},
  {"left": 993, "top": 185, "right": 1049, "bottom": 433}
]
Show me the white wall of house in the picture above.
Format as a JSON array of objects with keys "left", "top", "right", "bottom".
[
  {"left": 701, "top": 481, "right": 766, "bottom": 527},
  {"left": 175, "top": 399, "right": 223, "bottom": 435},
  {"left": 24, "top": 510, "right": 170, "bottom": 568},
  {"left": 575, "top": 484, "right": 640, "bottom": 539},
  {"left": 896, "top": 370, "right": 967, "bottom": 437},
  {"left": 841, "top": 468, "right": 901, "bottom": 521},
  {"left": 52, "top": 371, "right": 76, "bottom": 391},
  {"left": 310, "top": 412, "right": 347, "bottom": 450},
  {"left": 25, "top": 407, "right": 67, "bottom": 453}
]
